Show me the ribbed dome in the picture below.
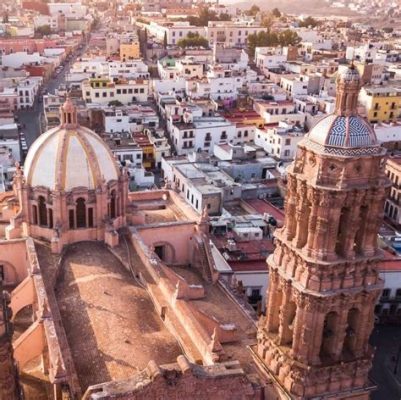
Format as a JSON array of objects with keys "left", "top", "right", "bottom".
[
  {"left": 308, "top": 114, "right": 378, "bottom": 149},
  {"left": 24, "top": 124, "right": 119, "bottom": 191}
]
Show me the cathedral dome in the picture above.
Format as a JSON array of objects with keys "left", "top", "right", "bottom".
[
  {"left": 307, "top": 114, "right": 378, "bottom": 148},
  {"left": 24, "top": 99, "right": 119, "bottom": 191},
  {"left": 305, "top": 64, "right": 380, "bottom": 153}
]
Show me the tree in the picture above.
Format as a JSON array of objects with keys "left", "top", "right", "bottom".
[
  {"left": 247, "top": 29, "right": 299, "bottom": 57},
  {"left": 261, "top": 15, "right": 274, "bottom": 29},
  {"left": 246, "top": 5, "right": 260, "bottom": 16},
  {"left": 187, "top": 7, "right": 231, "bottom": 26},
  {"left": 278, "top": 29, "right": 301, "bottom": 46},
  {"left": 298, "top": 16, "right": 319, "bottom": 28},
  {"left": 108, "top": 100, "right": 123, "bottom": 107},
  {"left": 163, "top": 31, "right": 167, "bottom": 49},
  {"left": 35, "top": 25, "right": 51, "bottom": 37},
  {"left": 177, "top": 32, "right": 209, "bottom": 49},
  {"left": 272, "top": 8, "right": 281, "bottom": 18}
]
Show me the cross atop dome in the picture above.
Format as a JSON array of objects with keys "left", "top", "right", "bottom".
[{"left": 60, "top": 96, "right": 78, "bottom": 128}]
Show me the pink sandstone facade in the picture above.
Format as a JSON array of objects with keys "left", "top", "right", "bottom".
[
  {"left": 257, "top": 65, "right": 390, "bottom": 399},
  {"left": 0, "top": 67, "right": 388, "bottom": 400}
]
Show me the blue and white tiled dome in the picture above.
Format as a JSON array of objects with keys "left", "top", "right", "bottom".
[
  {"left": 307, "top": 114, "right": 378, "bottom": 148},
  {"left": 337, "top": 66, "right": 361, "bottom": 83}
]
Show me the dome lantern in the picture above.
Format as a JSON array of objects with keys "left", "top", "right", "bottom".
[
  {"left": 60, "top": 96, "right": 78, "bottom": 128},
  {"left": 335, "top": 63, "right": 361, "bottom": 117}
]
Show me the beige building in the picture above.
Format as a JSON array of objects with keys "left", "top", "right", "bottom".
[
  {"left": 384, "top": 155, "right": 401, "bottom": 226},
  {"left": 82, "top": 77, "right": 149, "bottom": 105}
]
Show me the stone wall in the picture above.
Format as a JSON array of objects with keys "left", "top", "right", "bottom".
[{"left": 83, "top": 356, "right": 257, "bottom": 400}]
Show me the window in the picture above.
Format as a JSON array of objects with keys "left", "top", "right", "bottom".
[
  {"left": 285, "top": 138, "right": 291, "bottom": 146},
  {"left": 32, "top": 205, "right": 38, "bottom": 225},
  {"left": 102, "top": 92, "right": 107, "bottom": 97},
  {"left": 48, "top": 208, "right": 53, "bottom": 229},
  {"left": 382, "top": 288, "right": 391, "bottom": 299},
  {"left": 95, "top": 92, "right": 100, "bottom": 98},
  {"left": 76, "top": 198, "right": 86, "bottom": 228},
  {"left": 88, "top": 208, "right": 94, "bottom": 228},
  {"left": 69, "top": 209, "right": 74, "bottom": 229},
  {"left": 38, "top": 196, "right": 47, "bottom": 226},
  {"left": 396, "top": 289, "right": 401, "bottom": 298},
  {"left": 110, "top": 190, "right": 117, "bottom": 219}
]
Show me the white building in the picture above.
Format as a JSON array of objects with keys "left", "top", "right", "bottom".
[
  {"left": 2, "top": 52, "right": 44, "bottom": 69},
  {"left": 171, "top": 114, "right": 236, "bottom": 155},
  {"left": 254, "top": 121, "right": 304, "bottom": 160},
  {"left": 144, "top": 21, "right": 206, "bottom": 46},
  {"left": 104, "top": 106, "right": 159, "bottom": 134},
  {"left": 48, "top": 2, "right": 88, "bottom": 19},
  {"left": 255, "top": 47, "right": 288, "bottom": 70},
  {"left": 205, "top": 21, "right": 267, "bottom": 47},
  {"left": 17, "top": 78, "right": 42, "bottom": 109}
]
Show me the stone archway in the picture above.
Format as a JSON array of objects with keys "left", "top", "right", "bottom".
[
  {"left": 153, "top": 241, "right": 176, "bottom": 264},
  {"left": 0, "top": 260, "right": 18, "bottom": 286}
]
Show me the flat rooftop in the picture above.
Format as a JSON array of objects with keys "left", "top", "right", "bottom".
[{"left": 56, "top": 242, "right": 181, "bottom": 391}]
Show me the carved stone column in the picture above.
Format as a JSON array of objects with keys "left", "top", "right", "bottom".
[
  {"left": 277, "top": 280, "right": 293, "bottom": 346},
  {"left": 265, "top": 270, "right": 281, "bottom": 333}
]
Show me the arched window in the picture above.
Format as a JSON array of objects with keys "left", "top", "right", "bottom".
[
  {"left": 76, "top": 198, "right": 86, "bottom": 228},
  {"left": 48, "top": 208, "right": 53, "bottom": 229},
  {"left": 32, "top": 205, "right": 38, "bottom": 225},
  {"left": 110, "top": 190, "right": 116, "bottom": 219},
  {"left": 38, "top": 196, "right": 47, "bottom": 226},
  {"left": 320, "top": 311, "right": 338, "bottom": 359},
  {"left": 343, "top": 308, "right": 359, "bottom": 356}
]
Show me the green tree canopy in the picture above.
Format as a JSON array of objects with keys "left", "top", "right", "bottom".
[
  {"left": 247, "top": 30, "right": 300, "bottom": 57},
  {"left": 188, "top": 7, "right": 231, "bottom": 26},
  {"left": 246, "top": 5, "right": 260, "bottom": 16},
  {"left": 35, "top": 25, "right": 51, "bottom": 37},
  {"left": 177, "top": 32, "right": 209, "bottom": 48},
  {"left": 108, "top": 100, "right": 124, "bottom": 107},
  {"left": 298, "top": 16, "right": 319, "bottom": 28},
  {"left": 272, "top": 8, "right": 281, "bottom": 18},
  {"left": 163, "top": 31, "right": 167, "bottom": 49}
]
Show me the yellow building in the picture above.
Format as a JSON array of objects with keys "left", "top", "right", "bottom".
[
  {"left": 133, "top": 133, "right": 155, "bottom": 170},
  {"left": 359, "top": 86, "right": 401, "bottom": 123},
  {"left": 120, "top": 41, "right": 140, "bottom": 61}
]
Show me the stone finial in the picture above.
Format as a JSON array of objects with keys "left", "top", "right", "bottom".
[
  {"left": 209, "top": 328, "right": 223, "bottom": 353},
  {"left": 53, "top": 354, "right": 65, "bottom": 379},
  {"left": 146, "top": 360, "right": 162, "bottom": 380},
  {"left": 38, "top": 298, "right": 51, "bottom": 320},
  {"left": 177, "top": 355, "right": 191, "bottom": 374},
  {"left": 199, "top": 205, "right": 210, "bottom": 225}
]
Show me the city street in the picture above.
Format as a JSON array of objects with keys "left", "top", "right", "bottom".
[
  {"left": 371, "top": 325, "right": 401, "bottom": 399},
  {"left": 17, "top": 42, "right": 88, "bottom": 147}
]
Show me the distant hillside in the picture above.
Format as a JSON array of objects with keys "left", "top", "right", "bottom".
[{"left": 221, "top": 0, "right": 356, "bottom": 17}]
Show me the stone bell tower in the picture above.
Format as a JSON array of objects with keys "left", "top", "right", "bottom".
[{"left": 257, "top": 65, "right": 390, "bottom": 399}]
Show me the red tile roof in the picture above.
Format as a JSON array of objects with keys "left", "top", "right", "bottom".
[{"left": 245, "top": 199, "right": 284, "bottom": 226}]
